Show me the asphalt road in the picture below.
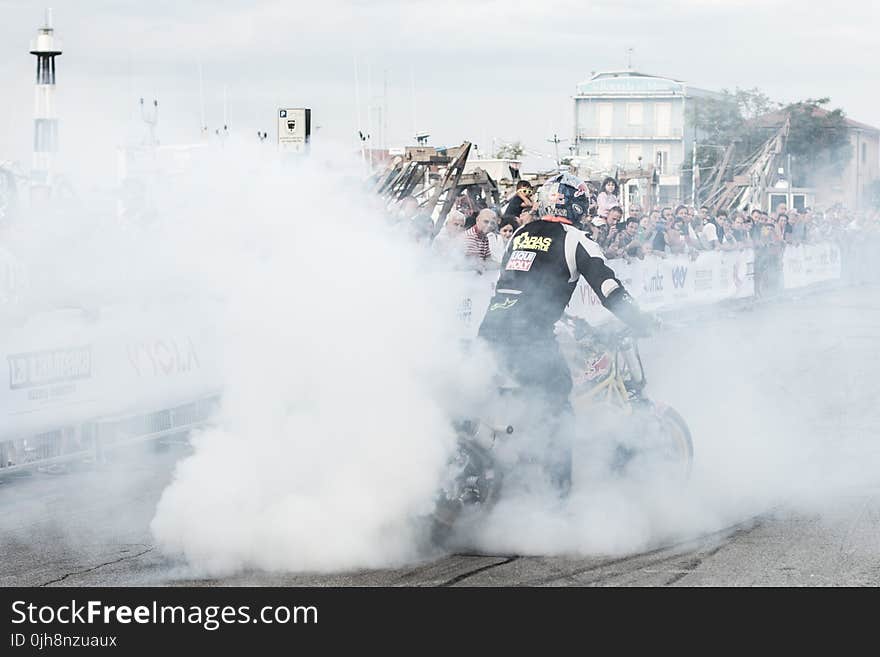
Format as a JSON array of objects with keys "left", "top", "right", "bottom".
[{"left": 3, "top": 283, "right": 880, "bottom": 586}]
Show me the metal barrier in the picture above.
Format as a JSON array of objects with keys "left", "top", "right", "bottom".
[
  {"left": 840, "top": 236, "right": 880, "bottom": 284},
  {"left": 0, "top": 394, "right": 220, "bottom": 478}
]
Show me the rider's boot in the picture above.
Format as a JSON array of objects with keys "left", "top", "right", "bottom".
[
  {"left": 546, "top": 451, "right": 572, "bottom": 498},
  {"left": 544, "top": 406, "right": 574, "bottom": 498}
]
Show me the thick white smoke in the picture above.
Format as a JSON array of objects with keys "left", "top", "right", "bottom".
[
  {"left": 4, "top": 133, "right": 878, "bottom": 580},
  {"left": 145, "top": 141, "right": 498, "bottom": 574},
  {"left": 461, "top": 286, "right": 880, "bottom": 558}
]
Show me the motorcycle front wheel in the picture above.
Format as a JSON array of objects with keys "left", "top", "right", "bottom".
[
  {"left": 654, "top": 405, "right": 694, "bottom": 479},
  {"left": 609, "top": 403, "right": 694, "bottom": 482}
]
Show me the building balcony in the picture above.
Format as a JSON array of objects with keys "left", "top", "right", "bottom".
[{"left": 576, "top": 127, "right": 684, "bottom": 140}]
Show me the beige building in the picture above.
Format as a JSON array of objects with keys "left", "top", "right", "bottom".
[{"left": 835, "top": 117, "right": 879, "bottom": 210}]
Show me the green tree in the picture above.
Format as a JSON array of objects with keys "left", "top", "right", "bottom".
[
  {"left": 495, "top": 141, "right": 524, "bottom": 159},
  {"left": 734, "top": 87, "right": 775, "bottom": 120},
  {"left": 687, "top": 90, "right": 852, "bottom": 191},
  {"left": 782, "top": 98, "right": 851, "bottom": 186},
  {"left": 686, "top": 88, "right": 776, "bottom": 176}
]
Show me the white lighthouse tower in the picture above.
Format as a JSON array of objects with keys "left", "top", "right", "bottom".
[{"left": 29, "top": 8, "right": 62, "bottom": 199}]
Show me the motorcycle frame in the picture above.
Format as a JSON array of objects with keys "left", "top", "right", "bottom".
[{"left": 572, "top": 336, "right": 647, "bottom": 414}]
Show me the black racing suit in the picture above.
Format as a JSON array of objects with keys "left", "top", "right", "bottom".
[{"left": 477, "top": 216, "right": 651, "bottom": 490}]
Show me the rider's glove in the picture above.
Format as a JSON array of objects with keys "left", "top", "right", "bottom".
[
  {"left": 570, "top": 316, "right": 593, "bottom": 342},
  {"left": 605, "top": 286, "right": 654, "bottom": 337},
  {"left": 644, "top": 313, "right": 664, "bottom": 337},
  {"left": 629, "top": 314, "right": 655, "bottom": 338}
]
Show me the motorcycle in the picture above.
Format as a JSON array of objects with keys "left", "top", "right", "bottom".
[{"left": 428, "top": 319, "right": 694, "bottom": 547}]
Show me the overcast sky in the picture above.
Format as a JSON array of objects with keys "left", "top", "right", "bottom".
[{"left": 1, "top": 0, "right": 878, "bottom": 177}]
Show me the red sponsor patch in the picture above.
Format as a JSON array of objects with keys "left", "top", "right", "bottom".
[{"left": 585, "top": 353, "right": 611, "bottom": 380}]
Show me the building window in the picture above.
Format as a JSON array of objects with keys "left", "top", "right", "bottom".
[
  {"left": 659, "top": 185, "right": 677, "bottom": 205},
  {"left": 655, "top": 149, "right": 669, "bottom": 174},
  {"left": 597, "top": 104, "right": 613, "bottom": 137},
  {"left": 597, "top": 143, "right": 613, "bottom": 167},
  {"left": 862, "top": 142, "right": 867, "bottom": 163},
  {"left": 626, "top": 182, "right": 639, "bottom": 207},
  {"left": 655, "top": 103, "right": 671, "bottom": 136},
  {"left": 769, "top": 193, "right": 787, "bottom": 213},
  {"left": 626, "top": 103, "right": 643, "bottom": 126},
  {"left": 626, "top": 144, "right": 642, "bottom": 167}
]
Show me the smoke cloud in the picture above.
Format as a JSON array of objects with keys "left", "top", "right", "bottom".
[
  {"left": 461, "top": 285, "right": 880, "bottom": 558},
  {"left": 3, "top": 134, "right": 878, "bottom": 581},
  {"left": 144, "top": 140, "right": 499, "bottom": 574}
]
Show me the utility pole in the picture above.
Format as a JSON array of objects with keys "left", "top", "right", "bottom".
[
  {"left": 223, "top": 83, "right": 228, "bottom": 130},
  {"left": 354, "top": 55, "right": 364, "bottom": 165},
  {"left": 547, "top": 133, "right": 567, "bottom": 168},
  {"left": 198, "top": 62, "right": 207, "bottom": 139},
  {"left": 410, "top": 65, "right": 417, "bottom": 142},
  {"left": 367, "top": 62, "right": 373, "bottom": 169},
  {"left": 139, "top": 97, "right": 159, "bottom": 147},
  {"left": 216, "top": 83, "right": 228, "bottom": 147},
  {"left": 382, "top": 68, "right": 388, "bottom": 152}
]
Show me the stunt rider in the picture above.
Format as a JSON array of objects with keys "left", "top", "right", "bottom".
[{"left": 477, "top": 172, "right": 655, "bottom": 492}]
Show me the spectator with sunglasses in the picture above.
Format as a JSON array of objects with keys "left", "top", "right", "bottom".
[{"left": 502, "top": 180, "right": 534, "bottom": 223}]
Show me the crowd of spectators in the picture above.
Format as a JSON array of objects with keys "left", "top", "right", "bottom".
[
  {"left": 384, "top": 176, "right": 880, "bottom": 272},
  {"left": 617, "top": 200, "right": 880, "bottom": 262},
  {"left": 384, "top": 179, "right": 540, "bottom": 272}
]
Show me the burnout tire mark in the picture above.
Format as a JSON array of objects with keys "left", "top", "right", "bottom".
[
  {"left": 39, "top": 547, "right": 155, "bottom": 587},
  {"left": 440, "top": 556, "right": 520, "bottom": 587},
  {"left": 519, "top": 512, "right": 771, "bottom": 586}
]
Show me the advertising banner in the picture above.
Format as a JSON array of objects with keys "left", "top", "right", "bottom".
[
  {"left": 0, "top": 303, "right": 222, "bottom": 440},
  {"left": 783, "top": 242, "right": 841, "bottom": 289}
]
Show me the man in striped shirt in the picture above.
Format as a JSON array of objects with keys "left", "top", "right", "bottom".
[{"left": 461, "top": 208, "right": 497, "bottom": 267}]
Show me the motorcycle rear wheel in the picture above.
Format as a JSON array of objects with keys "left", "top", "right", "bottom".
[{"left": 429, "top": 439, "right": 502, "bottom": 548}]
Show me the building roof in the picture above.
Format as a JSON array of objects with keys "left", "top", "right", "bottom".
[
  {"left": 751, "top": 106, "right": 880, "bottom": 133},
  {"left": 575, "top": 70, "right": 721, "bottom": 99}
]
